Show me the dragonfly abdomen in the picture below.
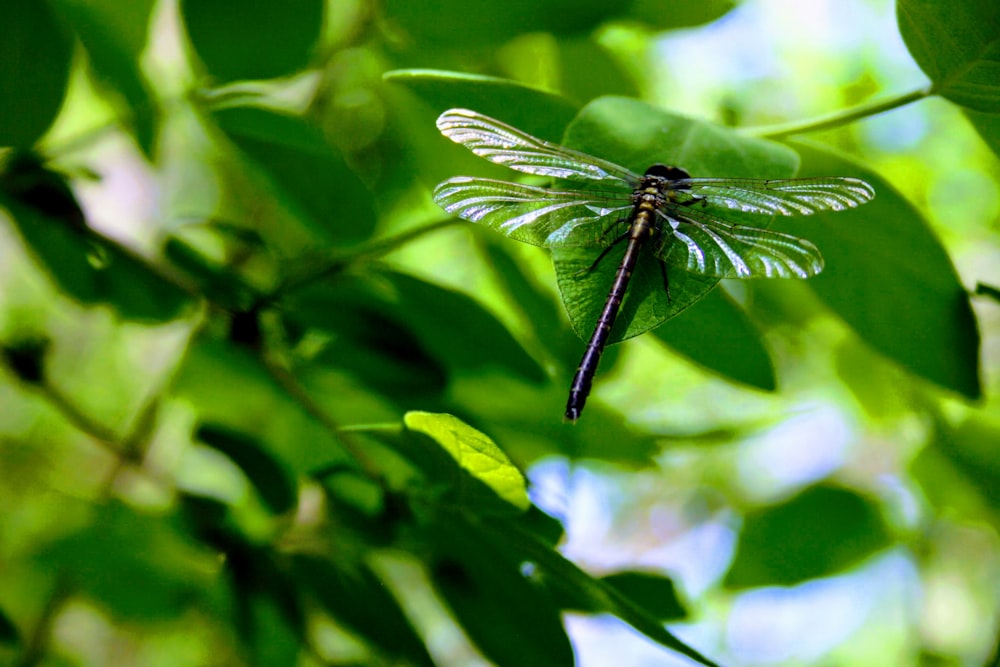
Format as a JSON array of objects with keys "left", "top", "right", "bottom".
[{"left": 565, "top": 198, "right": 660, "bottom": 422}]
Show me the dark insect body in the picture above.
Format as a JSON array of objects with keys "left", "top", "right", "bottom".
[{"left": 432, "top": 109, "right": 875, "bottom": 421}]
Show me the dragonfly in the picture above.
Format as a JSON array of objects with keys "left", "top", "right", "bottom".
[{"left": 432, "top": 108, "right": 875, "bottom": 421}]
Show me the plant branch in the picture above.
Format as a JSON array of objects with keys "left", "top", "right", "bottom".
[
  {"left": 274, "top": 218, "right": 459, "bottom": 296},
  {"left": 744, "top": 86, "right": 933, "bottom": 139}
]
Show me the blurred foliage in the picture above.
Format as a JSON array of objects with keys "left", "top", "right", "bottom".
[{"left": 0, "top": 0, "right": 997, "bottom": 666}]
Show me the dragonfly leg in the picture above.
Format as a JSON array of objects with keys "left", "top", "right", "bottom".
[
  {"left": 658, "top": 259, "right": 671, "bottom": 302},
  {"left": 574, "top": 232, "right": 629, "bottom": 278}
]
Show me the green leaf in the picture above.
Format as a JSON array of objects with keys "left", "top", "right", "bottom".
[
  {"left": 626, "top": 0, "right": 736, "bottom": 30},
  {"left": 0, "top": 0, "right": 72, "bottom": 147},
  {"left": 383, "top": 0, "right": 616, "bottom": 49},
  {"left": 173, "top": 339, "right": 350, "bottom": 474},
  {"left": 556, "top": 96, "right": 799, "bottom": 344},
  {"left": 555, "top": 37, "right": 640, "bottom": 102},
  {"left": 493, "top": 518, "right": 719, "bottom": 667},
  {"left": 0, "top": 605, "right": 19, "bottom": 645},
  {"left": 786, "top": 140, "right": 981, "bottom": 399},
  {"left": 37, "top": 502, "right": 219, "bottom": 622},
  {"left": 932, "top": 413, "right": 1000, "bottom": 510},
  {"left": 0, "top": 156, "right": 192, "bottom": 322},
  {"left": 213, "top": 106, "right": 377, "bottom": 246},
  {"left": 426, "top": 516, "right": 574, "bottom": 667},
  {"left": 283, "top": 267, "right": 547, "bottom": 384},
  {"left": 385, "top": 70, "right": 582, "bottom": 221},
  {"left": 196, "top": 423, "right": 299, "bottom": 514},
  {"left": 557, "top": 570, "right": 687, "bottom": 621},
  {"left": 291, "top": 556, "right": 434, "bottom": 667},
  {"left": 180, "top": 0, "right": 323, "bottom": 82},
  {"left": 652, "top": 286, "right": 776, "bottom": 391},
  {"left": 897, "top": 0, "right": 1000, "bottom": 112},
  {"left": 404, "top": 412, "right": 530, "bottom": 512},
  {"left": 49, "top": 0, "right": 158, "bottom": 155},
  {"left": 724, "top": 484, "right": 893, "bottom": 588}
]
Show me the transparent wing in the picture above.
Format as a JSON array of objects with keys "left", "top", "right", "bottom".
[
  {"left": 658, "top": 206, "right": 825, "bottom": 279},
  {"left": 437, "top": 108, "right": 639, "bottom": 186},
  {"left": 433, "top": 176, "right": 632, "bottom": 247},
  {"left": 675, "top": 176, "right": 875, "bottom": 216}
]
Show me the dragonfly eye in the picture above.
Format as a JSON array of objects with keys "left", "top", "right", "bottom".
[{"left": 644, "top": 164, "right": 691, "bottom": 180}]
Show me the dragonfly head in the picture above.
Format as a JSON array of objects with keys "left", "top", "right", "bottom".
[{"left": 644, "top": 164, "right": 690, "bottom": 181}]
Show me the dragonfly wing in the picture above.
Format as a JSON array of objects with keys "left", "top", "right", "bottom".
[
  {"left": 677, "top": 176, "right": 875, "bottom": 216},
  {"left": 434, "top": 176, "right": 632, "bottom": 247},
  {"left": 437, "top": 109, "right": 638, "bottom": 186},
  {"left": 659, "top": 207, "right": 825, "bottom": 279}
]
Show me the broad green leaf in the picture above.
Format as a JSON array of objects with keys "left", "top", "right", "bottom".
[
  {"left": 786, "top": 140, "right": 981, "bottom": 399},
  {"left": 652, "top": 286, "right": 777, "bottom": 391},
  {"left": 0, "top": 0, "right": 72, "bottom": 147},
  {"left": 291, "top": 556, "right": 434, "bottom": 667},
  {"left": 49, "top": 0, "right": 158, "bottom": 155},
  {"left": 724, "top": 485, "right": 892, "bottom": 588},
  {"left": 196, "top": 423, "right": 299, "bottom": 514},
  {"left": 426, "top": 516, "right": 574, "bottom": 667},
  {"left": 404, "top": 412, "right": 530, "bottom": 511},
  {"left": 556, "top": 570, "right": 687, "bottom": 621},
  {"left": 555, "top": 37, "right": 640, "bottom": 102},
  {"left": 557, "top": 96, "right": 799, "bottom": 344},
  {"left": 0, "top": 156, "right": 192, "bottom": 322},
  {"left": 493, "top": 518, "right": 720, "bottom": 666},
  {"left": 382, "top": 0, "right": 616, "bottom": 49},
  {"left": 627, "top": 0, "right": 736, "bottom": 29},
  {"left": 897, "top": 0, "right": 1000, "bottom": 113},
  {"left": 213, "top": 106, "right": 376, "bottom": 246},
  {"left": 382, "top": 0, "right": 734, "bottom": 51},
  {"left": 384, "top": 69, "right": 580, "bottom": 188},
  {"left": 36, "top": 502, "right": 219, "bottom": 622},
  {"left": 384, "top": 70, "right": 580, "bottom": 140},
  {"left": 283, "top": 267, "right": 547, "bottom": 384},
  {"left": 181, "top": 0, "right": 323, "bottom": 82}
]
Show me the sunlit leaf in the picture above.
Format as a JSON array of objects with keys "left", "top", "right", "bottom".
[
  {"left": 0, "top": 0, "right": 72, "bottom": 147},
  {"left": 404, "top": 411, "right": 530, "bottom": 511},
  {"left": 897, "top": 0, "right": 1000, "bottom": 113},
  {"left": 725, "top": 484, "right": 892, "bottom": 588}
]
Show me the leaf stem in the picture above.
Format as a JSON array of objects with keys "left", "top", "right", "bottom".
[
  {"left": 744, "top": 87, "right": 933, "bottom": 139},
  {"left": 274, "top": 217, "right": 459, "bottom": 296}
]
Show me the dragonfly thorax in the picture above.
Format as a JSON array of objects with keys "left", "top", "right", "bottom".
[{"left": 643, "top": 163, "right": 691, "bottom": 180}]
